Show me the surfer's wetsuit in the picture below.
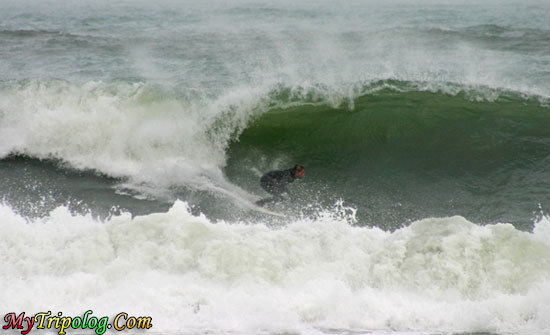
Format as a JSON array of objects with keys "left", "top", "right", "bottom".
[{"left": 256, "top": 168, "right": 297, "bottom": 206}]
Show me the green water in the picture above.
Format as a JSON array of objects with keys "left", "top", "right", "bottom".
[{"left": 226, "top": 87, "right": 550, "bottom": 229}]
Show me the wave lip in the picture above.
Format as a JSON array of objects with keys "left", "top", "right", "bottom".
[{"left": 1, "top": 78, "right": 546, "bottom": 173}]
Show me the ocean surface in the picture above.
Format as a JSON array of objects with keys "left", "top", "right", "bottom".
[{"left": 1, "top": 0, "right": 550, "bottom": 334}]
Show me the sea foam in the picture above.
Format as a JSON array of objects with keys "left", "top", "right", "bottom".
[{"left": 1, "top": 201, "right": 549, "bottom": 334}]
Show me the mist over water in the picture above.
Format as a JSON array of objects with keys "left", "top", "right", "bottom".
[{"left": 1, "top": 0, "right": 550, "bottom": 334}]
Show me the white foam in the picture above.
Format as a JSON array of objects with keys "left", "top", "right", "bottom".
[
  {"left": 1, "top": 201, "right": 549, "bottom": 334},
  {"left": 0, "top": 80, "right": 273, "bottom": 199}
]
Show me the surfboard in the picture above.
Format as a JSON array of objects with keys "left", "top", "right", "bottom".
[
  {"left": 250, "top": 203, "right": 286, "bottom": 217},
  {"left": 203, "top": 183, "right": 286, "bottom": 217}
]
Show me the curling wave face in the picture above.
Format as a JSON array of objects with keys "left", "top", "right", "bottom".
[
  {"left": 1, "top": 79, "right": 549, "bottom": 227},
  {"left": 1, "top": 2, "right": 549, "bottom": 224}
]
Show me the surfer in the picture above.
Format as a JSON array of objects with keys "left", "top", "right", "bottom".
[{"left": 255, "top": 164, "right": 305, "bottom": 207}]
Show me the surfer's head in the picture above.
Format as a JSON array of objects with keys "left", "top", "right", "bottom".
[{"left": 294, "top": 164, "right": 305, "bottom": 179}]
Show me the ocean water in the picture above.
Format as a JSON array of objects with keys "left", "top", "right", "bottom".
[{"left": 1, "top": 0, "right": 550, "bottom": 334}]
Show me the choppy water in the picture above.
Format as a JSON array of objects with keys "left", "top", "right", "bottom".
[{"left": 1, "top": 1, "right": 550, "bottom": 334}]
